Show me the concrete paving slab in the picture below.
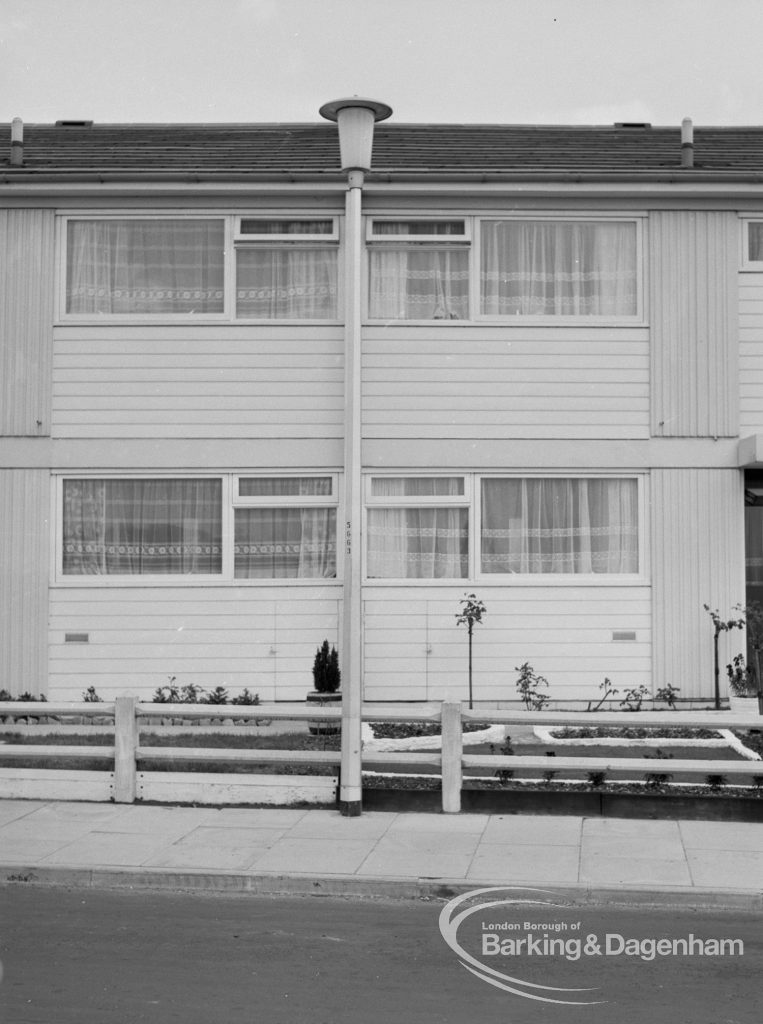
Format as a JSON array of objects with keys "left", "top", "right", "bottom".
[
  {"left": 579, "top": 855, "right": 693, "bottom": 887},
  {"left": 0, "top": 838, "right": 83, "bottom": 862},
  {"left": 283, "top": 809, "right": 397, "bottom": 839},
  {"left": 686, "top": 849, "right": 763, "bottom": 888},
  {"left": 173, "top": 825, "right": 287, "bottom": 850},
  {"left": 91, "top": 806, "right": 227, "bottom": 833},
  {"left": 582, "top": 817, "right": 682, "bottom": 839},
  {"left": 679, "top": 820, "right": 763, "bottom": 851},
  {"left": 19, "top": 803, "right": 131, "bottom": 826},
  {"left": 0, "top": 800, "right": 46, "bottom": 826},
  {"left": 248, "top": 836, "right": 378, "bottom": 875},
  {"left": 385, "top": 812, "right": 489, "bottom": 834},
  {"left": 580, "top": 834, "right": 687, "bottom": 862},
  {"left": 0, "top": 818, "right": 113, "bottom": 843},
  {"left": 39, "top": 831, "right": 175, "bottom": 867},
  {"left": 357, "top": 830, "right": 480, "bottom": 878},
  {"left": 359, "top": 847, "right": 474, "bottom": 878},
  {"left": 143, "top": 846, "right": 268, "bottom": 871},
  {"left": 467, "top": 842, "right": 580, "bottom": 883},
  {"left": 482, "top": 814, "right": 583, "bottom": 845},
  {"left": 184, "top": 807, "right": 309, "bottom": 829}
]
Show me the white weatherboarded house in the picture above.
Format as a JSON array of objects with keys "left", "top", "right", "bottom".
[{"left": 1, "top": 107, "right": 760, "bottom": 714}]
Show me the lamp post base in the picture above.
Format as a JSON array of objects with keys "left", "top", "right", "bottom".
[{"left": 338, "top": 799, "right": 362, "bottom": 817}]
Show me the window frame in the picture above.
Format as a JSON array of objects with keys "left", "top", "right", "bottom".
[
  {"left": 741, "top": 218, "right": 763, "bottom": 270},
  {"left": 57, "top": 214, "right": 231, "bottom": 323},
  {"left": 233, "top": 216, "right": 341, "bottom": 321},
  {"left": 57, "top": 213, "right": 342, "bottom": 324},
  {"left": 364, "top": 213, "right": 645, "bottom": 325},
  {"left": 53, "top": 472, "right": 342, "bottom": 586},
  {"left": 476, "top": 473, "right": 645, "bottom": 582},
  {"left": 365, "top": 217, "right": 472, "bottom": 322},
  {"left": 362, "top": 472, "right": 646, "bottom": 585},
  {"left": 364, "top": 474, "right": 472, "bottom": 582},
  {"left": 475, "top": 214, "right": 644, "bottom": 324}
]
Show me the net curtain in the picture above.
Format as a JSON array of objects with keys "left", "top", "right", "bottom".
[
  {"left": 366, "top": 478, "right": 468, "bottom": 578},
  {"left": 480, "top": 221, "right": 637, "bottom": 316},
  {"left": 368, "top": 222, "right": 468, "bottom": 320},
  {"left": 481, "top": 478, "right": 639, "bottom": 574},
  {"left": 66, "top": 220, "right": 225, "bottom": 315},
  {"left": 63, "top": 479, "right": 223, "bottom": 575},
  {"left": 234, "top": 476, "right": 337, "bottom": 579}
]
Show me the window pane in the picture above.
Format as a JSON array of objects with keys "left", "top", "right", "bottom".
[
  {"left": 481, "top": 221, "right": 637, "bottom": 316},
  {"left": 749, "top": 223, "right": 763, "bottom": 261},
  {"left": 63, "top": 479, "right": 222, "bottom": 575},
  {"left": 236, "top": 248, "right": 337, "bottom": 318},
  {"left": 239, "top": 477, "right": 333, "bottom": 497},
  {"left": 234, "top": 508, "right": 337, "bottom": 578},
  {"left": 481, "top": 478, "right": 638, "bottom": 574},
  {"left": 369, "top": 248, "right": 469, "bottom": 319},
  {"left": 367, "top": 508, "right": 469, "bottom": 578},
  {"left": 240, "top": 219, "right": 334, "bottom": 235},
  {"left": 370, "top": 477, "right": 464, "bottom": 497},
  {"left": 372, "top": 220, "right": 465, "bottom": 236},
  {"left": 66, "top": 220, "right": 224, "bottom": 315}
]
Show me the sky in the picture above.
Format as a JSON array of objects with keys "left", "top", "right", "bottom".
[{"left": 1, "top": 0, "right": 763, "bottom": 127}]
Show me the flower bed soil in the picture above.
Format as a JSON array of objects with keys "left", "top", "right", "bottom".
[{"left": 551, "top": 726, "right": 722, "bottom": 739}]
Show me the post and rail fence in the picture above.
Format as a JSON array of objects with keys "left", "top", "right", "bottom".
[{"left": 0, "top": 699, "right": 760, "bottom": 813}]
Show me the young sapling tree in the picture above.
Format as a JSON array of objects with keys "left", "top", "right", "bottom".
[
  {"left": 704, "top": 605, "right": 745, "bottom": 710},
  {"left": 456, "top": 593, "right": 486, "bottom": 710}
]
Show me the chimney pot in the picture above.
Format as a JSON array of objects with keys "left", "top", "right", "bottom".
[{"left": 10, "top": 117, "right": 23, "bottom": 166}]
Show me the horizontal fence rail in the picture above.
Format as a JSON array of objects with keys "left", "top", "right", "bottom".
[{"left": 0, "top": 698, "right": 760, "bottom": 812}]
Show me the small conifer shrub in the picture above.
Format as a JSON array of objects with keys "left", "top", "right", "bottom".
[{"left": 312, "top": 640, "right": 340, "bottom": 694}]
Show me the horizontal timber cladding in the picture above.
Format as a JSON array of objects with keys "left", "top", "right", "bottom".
[
  {"left": 649, "top": 210, "right": 738, "bottom": 438},
  {"left": 362, "top": 587, "right": 651, "bottom": 703},
  {"left": 739, "top": 273, "right": 763, "bottom": 434},
  {"left": 51, "top": 327, "right": 344, "bottom": 438},
  {"left": 362, "top": 327, "right": 649, "bottom": 440},
  {"left": 0, "top": 209, "right": 54, "bottom": 436},
  {"left": 47, "top": 588, "right": 341, "bottom": 701},
  {"left": 0, "top": 470, "right": 49, "bottom": 696},
  {"left": 651, "top": 468, "right": 745, "bottom": 701}
]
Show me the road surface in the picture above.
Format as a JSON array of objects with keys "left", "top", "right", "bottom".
[{"left": 0, "top": 885, "right": 760, "bottom": 1023}]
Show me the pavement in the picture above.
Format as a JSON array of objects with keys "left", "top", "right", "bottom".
[{"left": 0, "top": 799, "right": 761, "bottom": 908}]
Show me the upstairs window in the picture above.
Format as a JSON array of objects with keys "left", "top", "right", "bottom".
[
  {"left": 367, "top": 219, "right": 470, "bottom": 320},
  {"left": 65, "top": 219, "right": 225, "bottom": 316},
  {"left": 235, "top": 218, "right": 339, "bottom": 319},
  {"left": 480, "top": 220, "right": 638, "bottom": 317},
  {"left": 745, "top": 222, "right": 763, "bottom": 265}
]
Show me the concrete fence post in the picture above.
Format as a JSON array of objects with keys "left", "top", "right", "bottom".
[
  {"left": 114, "top": 696, "right": 138, "bottom": 803},
  {"left": 441, "top": 701, "right": 463, "bottom": 813}
]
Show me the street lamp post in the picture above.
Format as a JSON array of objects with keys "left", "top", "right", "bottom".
[{"left": 319, "top": 97, "right": 392, "bottom": 816}]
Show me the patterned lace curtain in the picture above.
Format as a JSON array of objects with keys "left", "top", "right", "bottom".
[
  {"left": 366, "top": 478, "right": 468, "bottom": 578},
  {"left": 234, "top": 477, "right": 336, "bottom": 578},
  {"left": 66, "top": 220, "right": 225, "bottom": 314},
  {"left": 481, "top": 478, "right": 638, "bottom": 574},
  {"left": 236, "top": 246, "right": 337, "bottom": 318},
  {"left": 369, "top": 222, "right": 468, "bottom": 319},
  {"left": 480, "top": 221, "right": 637, "bottom": 316},
  {"left": 63, "top": 479, "right": 223, "bottom": 574}
]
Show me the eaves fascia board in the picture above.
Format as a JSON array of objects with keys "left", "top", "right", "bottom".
[{"left": 3, "top": 167, "right": 763, "bottom": 200}]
